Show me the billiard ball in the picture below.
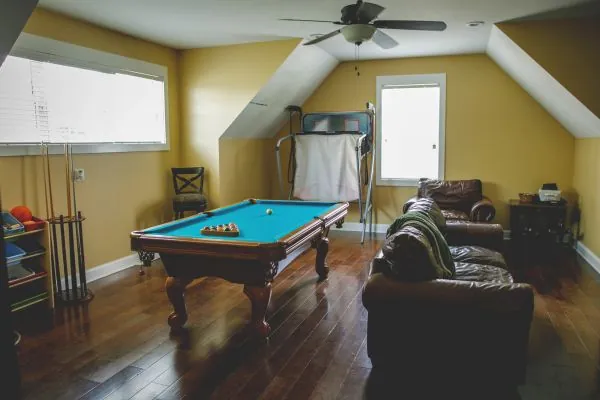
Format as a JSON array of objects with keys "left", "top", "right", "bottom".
[{"left": 266, "top": 208, "right": 273, "bottom": 215}]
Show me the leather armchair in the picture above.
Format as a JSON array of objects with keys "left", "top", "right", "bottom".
[
  {"left": 363, "top": 252, "right": 534, "bottom": 392},
  {"left": 403, "top": 179, "right": 496, "bottom": 222}
]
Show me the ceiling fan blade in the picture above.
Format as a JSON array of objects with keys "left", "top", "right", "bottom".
[
  {"left": 279, "top": 18, "right": 340, "bottom": 24},
  {"left": 373, "top": 20, "right": 447, "bottom": 31},
  {"left": 356, "top": 2, "right": 385, "bottom": 23},
  {"left": 303, "top": 29, "right": 342, "bottom": 45},
  {"left": 372, "top": 29, "right": 398, "bottom": 49}
]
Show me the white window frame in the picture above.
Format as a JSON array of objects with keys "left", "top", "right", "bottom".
[
  {"left": 375, "top": 73, "right": 446, "bottom": 187},
  {"left": 0, "top": 33, "right": 170, "bottom": 156}
]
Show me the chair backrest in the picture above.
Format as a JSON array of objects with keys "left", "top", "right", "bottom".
[
  {"left": 417, "top": 179, "right": 483, "bottom": 213},
  {"left": 171, "top": 167, "right": 204, "bottom": 195}
]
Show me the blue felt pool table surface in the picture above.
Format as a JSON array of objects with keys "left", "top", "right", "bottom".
[{"left": 143, "top": 200, "right": 340, "bottom": 244}]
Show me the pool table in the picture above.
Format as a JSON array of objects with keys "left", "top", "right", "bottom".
[{"left": 131, "top": 199, "right": 348, "bottom": 337}]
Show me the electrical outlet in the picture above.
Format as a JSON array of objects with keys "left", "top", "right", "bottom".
[{"left": 73, "top": 168, "right": 85, "bottom": 182}]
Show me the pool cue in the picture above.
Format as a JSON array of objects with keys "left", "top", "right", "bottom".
[
  {"left": 41, "top": 144, "right": 58, "bottom": 294},
  {"left": 41, "top": 143, "right": 50, "bottom": 224},
  {"left": 77, "top": 211, "right": 87, "bottom": 295},
  {"left": 64, "top": 143, "right": 72, "bottom": 218},
  {"left": 59, "top": 215, "right": 70, "bottom": 301},
  {"left": 45, "top": 144, "right": 63, "bottom": 296},
  {"left": 64, "top": 144, "right": 77, "bottom": 299},
  {"left": 70, "top": 145, "right": 86, "bottom": 297}
]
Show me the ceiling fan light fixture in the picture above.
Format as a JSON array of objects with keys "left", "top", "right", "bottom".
[{"left": 341, "top": 24, "right": 376, "bottom": 44}]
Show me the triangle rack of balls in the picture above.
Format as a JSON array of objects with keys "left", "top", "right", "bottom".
[{"left": 201, "top": 222, "right": 240, "bottom": 237}]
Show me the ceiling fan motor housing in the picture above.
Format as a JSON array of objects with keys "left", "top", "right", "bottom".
[{"left": 341, "top": 24, "right": 376, "bottom": 44}]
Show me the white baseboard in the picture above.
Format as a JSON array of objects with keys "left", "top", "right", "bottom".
[
  {"left": 58, "top": 252, "right": 158, "bottom": 288},
  {"left": 333, "top": 222, "right": 388, "bottom": 234},
  {"left": 87, "top": 252, "right": 157, "bottom": 283},
  {"left": 575, "top": 242, "right": 600, "bottom": 275}
]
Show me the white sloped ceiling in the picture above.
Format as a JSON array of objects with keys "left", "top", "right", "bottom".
[
  {"left": 487, "top": 25, "right": 600, "bottom": 138},
  {"left": 221, "top": 43, "right": 338, "bottom": 139}
]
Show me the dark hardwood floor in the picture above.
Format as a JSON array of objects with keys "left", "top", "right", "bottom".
[{"left": 12, "top": 232, "right": 600, "bottom": 399}]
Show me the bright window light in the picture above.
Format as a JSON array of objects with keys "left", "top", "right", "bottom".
[{"left": 376, "top": 74, "right": 446, "bottom": 186}]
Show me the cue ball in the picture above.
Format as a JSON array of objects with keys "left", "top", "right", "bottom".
[{"left": 266, "top": 208, "right": 273, "bottom": 215}]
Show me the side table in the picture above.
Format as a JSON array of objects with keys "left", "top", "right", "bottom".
[{"left": 509, "top": 199, "right": 569, "bottom": 258}]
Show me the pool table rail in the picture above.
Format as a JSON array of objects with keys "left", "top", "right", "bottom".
[{"left": 277, "top": 203, "right": 348, "bottom": 248}]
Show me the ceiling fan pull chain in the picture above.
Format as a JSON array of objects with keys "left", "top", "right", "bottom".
[{"left": 355, "top": 45, "right": 361, "bottom": 77}]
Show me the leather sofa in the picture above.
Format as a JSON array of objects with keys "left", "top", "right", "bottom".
[
  {"left": 363, "top": 199, "right": 534, "bottom": 394},
  {"left": 404, "top": 178, "right": 496, "bottom": 222}
]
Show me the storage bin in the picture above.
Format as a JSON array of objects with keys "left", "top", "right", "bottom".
[
  {"left": 23, "top": 216, "right": 45, "bottom": 232},
  {"left": 2, "top": 211, "right": 25, "bottom": 235},
  {"left": 5, "top": 242, "right": 26, "bottom": 265}
]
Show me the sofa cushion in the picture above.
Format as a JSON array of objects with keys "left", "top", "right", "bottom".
[
  {"left": 450, "top": 246, "right": 507, "bottom": 269},
  {"left": 382, "top": 226, "right": 448, "bottom": 282},
  {"left": 454, "top": 262, "right": 514, "bottom": 284},
  {"left": 441, "top": 209, "right": 469, "bottom": 221}
]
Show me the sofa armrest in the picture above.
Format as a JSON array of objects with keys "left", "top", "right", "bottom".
[
  {"left": 444, "top": 222, "right": 504, "bottom": 252},
  {"left": 362, "top": 272, "right": 534, "bottom": 388},
  {"left": 402, "top": 196, "right": 419, "bottom": 214},
  {"left": 470, "top": 196, "right": 495, "bottom": 222},
  {"left": 369, "top": 250, "right": 390, "bottom": 275},
  {"left": 363, "top": 272, "right": 533, "bottom": 314}
]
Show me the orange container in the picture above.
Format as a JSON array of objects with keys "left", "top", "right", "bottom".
[{"left": 23, "top": 216, "right": 45, "bottom": 232}]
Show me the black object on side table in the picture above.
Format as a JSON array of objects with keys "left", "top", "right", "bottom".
[{"left": 509, "top": 199, "right": 568, "bottom": 260}]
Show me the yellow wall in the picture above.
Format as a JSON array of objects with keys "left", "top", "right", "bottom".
[
  {"left": 573, "top": 139, "right": 600, "bottom": 255},
  {"left": 499, "top": 18, "right": 600, "bottom": 118},
  {"left": 0, "top": 8, "right": 180, "bottom": 268},
  {"left": 219, "top": 138, "right": 275, "bottom": 205},
  {"left": 499, "top": 18, "right": 600, "bottom": 255},
  {"left": 179, "top": 40, "right": 299, "bottom": 208},
  {"left": 275, "top": 54, "right": 575, "bottom": 227}
]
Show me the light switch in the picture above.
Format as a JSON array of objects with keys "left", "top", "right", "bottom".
[{"left": 74, "top": 168, "right": 85, "bottom": 182}]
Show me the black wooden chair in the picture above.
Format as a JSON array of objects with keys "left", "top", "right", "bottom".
[{"left": 171, "top": 167, "right": 207, "bottom": 219}]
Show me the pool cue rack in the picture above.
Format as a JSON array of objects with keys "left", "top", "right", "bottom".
[
  {"left": 41, "top": 143, "right": 93, "bottom": 304},
  {"left": 47, "top": 213, "right": 92, "bottom": 303}
]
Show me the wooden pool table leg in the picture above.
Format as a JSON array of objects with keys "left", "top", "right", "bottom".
[
  {"left": 243, "top": 284, "right": 272, "bottom": 338},
  {"left": 165, "top": 276, "right": 193, "bottom": 331},
  {"left": 314, "top": 236, "right": 330, "bottom": 281}
]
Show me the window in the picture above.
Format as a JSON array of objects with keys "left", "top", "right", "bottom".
[
  {"left": 376, "top": 74, "right": 446, "bottom": 186},
  {"left": 0, "top": 34, "right": 169, "bottom": 156}
]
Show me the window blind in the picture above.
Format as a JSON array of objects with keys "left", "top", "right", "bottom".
[{"left": 0, "top": 55, "right": 166, "bottom": 145}]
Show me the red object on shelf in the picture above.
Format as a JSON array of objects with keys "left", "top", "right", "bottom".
[
  {"left": 23, "top": 217, "right": 45, "bottom": 232},
  {"left": 10, "top": 206, "right": 33, "bottom": 223}
]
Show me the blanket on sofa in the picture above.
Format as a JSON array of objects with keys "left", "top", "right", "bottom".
[{"left": 387, "top": 212, "right": 455, "bottom": 278}]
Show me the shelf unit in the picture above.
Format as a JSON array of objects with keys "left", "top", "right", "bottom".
[{"left": 4, "top": 222, "right": 54, "bottom": 311}]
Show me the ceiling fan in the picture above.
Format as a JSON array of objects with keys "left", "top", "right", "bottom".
[{"left": 280, "top": 0, "right": 447, "bottom": 49}]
